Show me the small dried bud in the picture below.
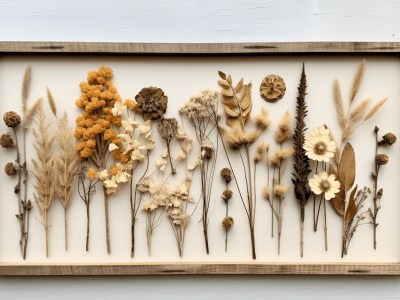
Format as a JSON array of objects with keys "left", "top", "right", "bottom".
[
  {"left": 263, "top": 186, "right": 270, "bottom": 200},
  {"left": 222, "top": 189, "right": 233, "bottom": 202},
  {"left": 158, "top": 117, "right": 178, "bottom": 141},
  {"left": 14, "top": 183, "right": 20, "bottom": 194},
  {"left": 222, "top": 216, "right": 234, "bottom": 230},
  {"left": 3, "top": 111, "right": 21, "bottom": 128},
  {"left": 374, "top": 126, "right": 379, "bottom": 133},
  {"left": 26, "top": 200, "right": 32, "bottom": 210},
  {"left": 4, "top": 162, "right": 18, "bottom": 176},
  {"left": 379, "top": 133, "right": 397, "bottom": 146},
  {"left": 220, "top": 168, "right": 232, "bottom": 184},
  {"left": 375, "top": 154, "right": 389, "bottom": 166},
  {"left": 377, "top": 188, "right": 383, "bottom": 199},
  {"left": 0, "top": 134, "right": 15, "bottom": 148},
  {"left": 201, "top": 146, "right": 214, "bottom": 160}
]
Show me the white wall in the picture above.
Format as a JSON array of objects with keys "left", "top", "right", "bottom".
[{"left": 1, "top": 1, "right": 400, "bottom": 299}]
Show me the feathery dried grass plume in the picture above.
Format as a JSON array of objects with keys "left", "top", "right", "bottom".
[
  {"left": 47, "top": 88, "right": 57, "bottom": 117},
  {"left": 22, "top": 66, "right": 31, "bottom": 110},
  {"left": 274, "top": 111, "right": 292, "bottom": 144},
  {"left": 32, "top": 104, "right": 55, "bottom": 257},
  {"left": 333, "top": 60, "right": 387, "bottom": 144},
  {"left": 54, "top": 112, "right": 79, "bottom": 251},
  {"left": 291, "top": 63, "right": 312, "bottom": 257}
]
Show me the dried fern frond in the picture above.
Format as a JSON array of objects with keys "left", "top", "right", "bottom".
[
  {"left": 349, "top": 60, "right": 365, "bottom": 103},
  {"left": 47, "top": 88, "right": 57, "bottom": 117},
  {"left": 32, "top": 104, "right": 55, "bottom": 257},
  {"left": 333, "top": 79, "right": 346, "bottom": 130},
  {"left": 22, "top": 66, "right": 31, "bottom": 111},
  {"left": 365, "top": 97, "right": 387, "bottom": 121}
]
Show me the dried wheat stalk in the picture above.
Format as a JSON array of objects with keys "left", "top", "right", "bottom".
[{"left": 32, "top": 104, "right": 55, "bottom": 257}]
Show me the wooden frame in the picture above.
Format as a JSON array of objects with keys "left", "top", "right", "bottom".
[{"left": 0, "top": 41, "right": 399, "bottom": 276}]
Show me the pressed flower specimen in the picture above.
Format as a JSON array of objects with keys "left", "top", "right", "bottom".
[
  {"left": 0, "top": 67, "right": 40, "bottom": 259},
  {"left": 217, "top": 71, "right": 265, "bottom": 259},
  {"left": 304, "top": 125, "right": 337, "bottom": 250},
  {"left": 291, "top": 64, "right": 312, "bottom": 257},
  {"left": 180, "top": 89, "right": 220, "bottom": 254},
  {"left": 260, "top": 74, "right": 286, "bottom": 102},
  {"left": 369, "top": 126, "right": 396, "bottom": 249},
  {"left": 75, "top": 66, "right": 128, "bottom": 253}
]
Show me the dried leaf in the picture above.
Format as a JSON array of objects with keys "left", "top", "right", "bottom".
[
  {"left": 235, "top": 78, "right": 244, "bottom": 93},
  {"left": 329, "top": 164, "right": 345, "bottom": 216},
  {"left": 218, "top": 80, "right": 230, "bottom": 89},
  {"left": 338, "top": 143, "right": 356, "bottom": 192},
  {"left": 221, "top": 89, "right": 234, "bottom": 97},
  {"left": 345, "top": 185, "right": 358, "bottom": 224},
  {"left": 226, "top": 75, "right": 232, "bottom": 85},
  {"left": 218, "top": 71, "right": 226, "bottom": 80}
]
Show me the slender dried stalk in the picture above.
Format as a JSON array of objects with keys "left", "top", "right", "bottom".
[
  {"left": 32, "top": 104, "right": 55, "bottom": 257},
  {"left": 54, "top": 112, "right": 79, "bottom": 250}
]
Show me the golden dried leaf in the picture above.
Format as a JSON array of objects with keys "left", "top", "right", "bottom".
[
  {"left": 345, "top": 185, "right": 358, "bottom": 224},
  {"left": 221, "top": 89, "right": 234, "bottom": 97},
  {"left": 218, "top": 80, "right": 230, "bottom": 89},
  {"left": 226, "top": 75, "right": 232, "bottom": 85},
  {"left": 235, "top": 78, "right": 244, "bottom": 93},
  {"left": 338, "top": 143, "right": 356, "bottom": 192},
  {"left": 218, "top": 71, "right": 226, "bottom": 80},
  {"left": 329, "top": 164, "right": 345, "bottom": 216}
]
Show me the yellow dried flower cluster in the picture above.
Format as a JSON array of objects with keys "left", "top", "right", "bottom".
[{"left": 74, "top": 66, "right": 127, "bottom": 163}]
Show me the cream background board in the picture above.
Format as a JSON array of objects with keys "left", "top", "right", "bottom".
[{"left": 1, "top": 0, "right": 400, "bottom": 299}]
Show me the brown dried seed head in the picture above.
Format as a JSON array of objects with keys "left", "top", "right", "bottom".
[
  {"left": 375, "top": 154, "right": 389, "bottom": 166},
  {"left": 222, "top": 216, "right": 234, "bottom": 230},
  {"left": 0, "top": 134, "right": 15, "bottom": 148},
  {"left": 3, "top": 111, "right": 21, "bottom": 128},
  {"left": 201, "top": 146, "right": 214, "bottom": 160},
  {"left": 381, "top": 133, "right": 397, "bottom": 146},
  {"left": 4, "top": 162, "right": 18, "bottom": 176},
  {"left": 135, "top": 87, "right": 168, "bottom": 120},
  {"left": 222, "top": 189, "right": 233, "bottom": 202},
  {"left": 220, "top": 167, "right": 232, "bottom": 184},
  {"left": 158, "top": 117, "right": 178, "bottom": 141}
]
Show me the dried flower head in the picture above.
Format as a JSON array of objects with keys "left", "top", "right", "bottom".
[
  {"left": 254, "top": 107, "right": 271, "bottom": 131},
  {"left": 158, "top": 117, "right": 178, "bottom": 141},
  {"left": 135, "top": 87, "right": 168, "bottom": 120},
  {"left": 262, "top": 185, "right": 270, "bottom": 200},
  {"left": 309, "top": 171, "right": 340, "bottom": 200},
  {"left": 201, "top": 146, "right": 214, "bottom": 160},
  {"left": 4, "top": 162, "right": 18, "bottom": 176},
  {"left": 303, "top": 126, "right": 336, "bottom": 162},
  {"left": 375, "top": 154, "right": 389, "bottom": 166},
  {"left": 3, "top": 111, "right": 21, "bottom": 128},
  {"left": 222, "top": 189, "right": 233, "bottom": 202},
  {"left": 260, "top": 74, "right": 286, "bottom": 102},
  {"left": 222, "top": 216, "right": 234, "bottom": 230},
  {"left": 274, "top": 111, "right": 292, "bottom": 143},
  {"left": 220, "top": 168, "right": 232, "bottom": 184},
  {"left": 254, "top": 141, "right": 269, "bottom": 163},
  {"left": 379, "top": 132, "right": 397, "bottom": 146},
  {"left": 269, "top": 148, "right": 294, "bottom": 167},
  {"left": 0, "top": 134, "right": 15, "bottom": 148},
  {"left": 273, "top": 184, "right": 288, "bottom": 199}
]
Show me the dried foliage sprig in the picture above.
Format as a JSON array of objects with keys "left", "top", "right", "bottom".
[
  {"left": 52, "top": 107, "right": 79, "bottom": 251},
  {"left": 218, "top": 71, "right": 263, "bottom": 259},
  {"left": 291, "top": 64, "right": 312, "bottom": 257},
  {"left": 180, "top": 89, "right": 220, "bottom": 254},
  {"left": 32, "top": 103, "right": 55, "bottom": 257},
  {"left": 75, "top": 66, "right": 129, "bottom": 253},
  {"left": 369, "top": 127, "right": 396, "bottom": 249}
]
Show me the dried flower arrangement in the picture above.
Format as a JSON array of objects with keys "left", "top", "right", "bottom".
[
  {"left": 180, "top": 89, "right": 220, "bottom": 254},
  {"left": 75, "top": 66, "right": 130, "bottom": 253},
  {"left": 291, "top": 64, "right": 312, "bottom": 257},
  {"left": 369, "top": 127, "right": 396, "bottom": 249},
  {"left": 329, "top": 60, "right": 388, "bottom": 256},
  {"left": 217, "top": 71, "right": 268, "bottom": 259},
  {"left": 0, "top": 67, "right": 41, "bottom": 259}
]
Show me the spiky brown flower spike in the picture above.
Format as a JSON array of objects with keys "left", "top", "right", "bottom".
[{"left": 291, "top": 63, "right": 312, "bottom": 258}]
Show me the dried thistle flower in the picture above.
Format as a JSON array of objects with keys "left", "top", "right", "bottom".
[
  {"left": 223, "top": 189, "right": 233, "bottom": 202},
  {"left": 274, "top": 111, "right": 292, "bottom": 144},
  {"left": 4, "top": 162, "right": 18, "bottom": 176},
  {"left": 158, "top": 117, "right": 178, "bottom": 141},
  {"left": 3, "top": 111, "right": 21, "bottom": 128},
  {"left": 379, "top": 132, "right": 397, "bottom": 146},
  {"left": 220, "top": 167, "right": 232, "bottom": 184},
  {"left": 254, "top": 108, "right": 271, "bottom": 131},
  {"left": 222, "top": 216, "right": 234, "bottom": 230},
  {"left": 375, "top": 154, "right": 389, "bottom": 166},
  {"left": 269, "top": 148, "right": 294, "bottom": 167},
  {"left": 0, "top": 134, "right": 15, "bottom": 148},
  {"left": 135, "top": 87, "right": 168, "bottom": 120}
]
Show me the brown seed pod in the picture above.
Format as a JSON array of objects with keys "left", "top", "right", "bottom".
[
  {"left": 135, "top": 87, "right": 168, "bottom": 120},
  {"left": 4, "top": 162, "right": 18, "bottom": 176},
  {"left": 3, "top": 111, "right": 21, "bottom": 128},
  {"left": 0, "top": 134, "right": 15, "bottom": 148},
  {"left": 260, "top": 75, "right": 286, "bottom": 102},
  {"left": 222, "top": 216, "right": 234, "bottom": 230}
]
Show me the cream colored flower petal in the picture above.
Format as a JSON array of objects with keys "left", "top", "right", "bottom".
[
  {"left": 325, "top": 191, "right": 335, "bottom": 200},
  {"left": 331, "top": 180, "right": 341, "bottom": 189},
  {"left": 328, "top": 174, "right": 336, "bottom": 182},
  {"left": 319, "top": 126, "right": 330, "bottom": 136},
  {"left": 320, "top": 172, "right": 328, "bottom": 180},
  {"left": 326, "top": 151, "right": 334, "bottom": 158},
  {"left": 320, "top": 135, "right": 330, "bottom": 143}
]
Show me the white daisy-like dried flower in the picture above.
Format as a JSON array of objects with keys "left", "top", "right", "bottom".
[
  {"left": 309, "top": 171, "right": 340, "bottom": 200},
  {"left": 303, "top": 126, "right": 336, "bottom": 162}
]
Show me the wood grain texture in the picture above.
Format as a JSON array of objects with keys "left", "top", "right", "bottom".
[
  {"left": 0, "top": 263, "right": 400, "bottom": 276},
  {"left": 0, "top": 41, "right": 400, "bottom": 54}
]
